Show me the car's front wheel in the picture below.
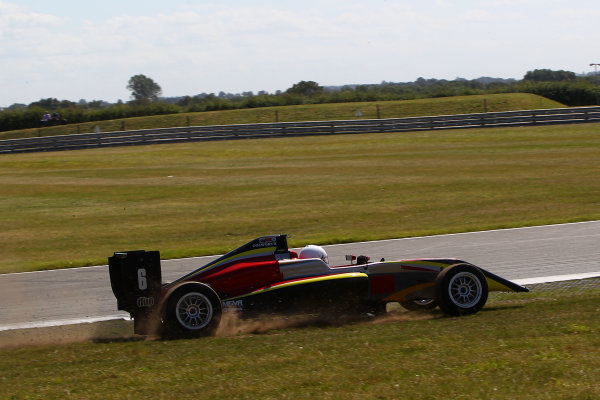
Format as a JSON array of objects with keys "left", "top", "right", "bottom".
[
  {"left": 163, "top": 283, "right": 221, "bottom": 337},
  {"left": 435, "top": 264, "right": 488, "bottom": 316}
]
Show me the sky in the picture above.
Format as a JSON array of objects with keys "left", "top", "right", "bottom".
[{"left": 1, "top": 0, "right": 599, "bottom": 107}]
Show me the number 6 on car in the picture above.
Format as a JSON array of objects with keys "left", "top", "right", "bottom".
[{"left": 137, "top": 268, "right": 147, "bottom": 290}]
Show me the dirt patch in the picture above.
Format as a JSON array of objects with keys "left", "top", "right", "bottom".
[
  {"left": 215, "top": 312, "right": 348, "bottom": 336},
  {"left": 0, "top": 320, "right": 139, "bottom": 349},
  {"left": 369, "top": 311, "right": 438, "bottom": 325},
  {"left": 0, "top": 309, "right": 438, "bottom": 348},
  {"left": 215, "top": 308, "right": 438, "bottom": 336}
]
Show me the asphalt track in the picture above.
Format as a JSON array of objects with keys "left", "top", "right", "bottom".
[{"left": 1, "top": 221, "right": 599, "bottom": 331}]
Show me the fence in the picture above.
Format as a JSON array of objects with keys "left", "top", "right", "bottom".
[{"left": 2, "top": 106, "right": 600, "bottom": 154}]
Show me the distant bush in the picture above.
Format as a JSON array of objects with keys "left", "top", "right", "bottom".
[
  {"left": 0, "top": 102, "right": 180, "bottom": 132},
  {"left": 515, "top": 81, "right": 598, "bottom": 106},
  {"left": 524, "top": 69, "right": 577, "bottom": 82},
  {"left": 0, "top": 106, "right": 48, "bottom": 131}
]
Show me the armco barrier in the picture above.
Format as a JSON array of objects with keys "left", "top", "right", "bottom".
[{"left": 2, "top": 106, "right": 600, "bottom": 154}]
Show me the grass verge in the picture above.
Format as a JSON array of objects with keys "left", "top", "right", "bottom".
[
  {"left": 1, "top": 123, "right": 600, "bottom": 273},
  {"left": 1, "top": 288, "right": 598, "bottom": 399}
]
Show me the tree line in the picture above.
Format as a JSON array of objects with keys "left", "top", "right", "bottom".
[{"left": 1, "top": 69, "right": 599, "bottom": 132}]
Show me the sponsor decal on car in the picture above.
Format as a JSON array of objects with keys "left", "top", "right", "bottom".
[
  {"left": 252, "top": 236, "right": 277, "bottom": 248},
  {"left": 222, "top": 299, "right": 244, "bottom": 310},
  {"left": 136, "top": 296, "right": 155, "bottom": 308}
]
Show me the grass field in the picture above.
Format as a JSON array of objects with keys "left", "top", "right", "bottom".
[
  {"left": 1, "top": 288, "right": 599, "bottom": 399},
  {"left": 1, "top": 122, "right": 600, "bottom": 273},
  {"left": 0, "top": 93, "right": 563, "bottom": 140},
  {"left": 1, "top": 94, "right": 598, "bottom": 398}
]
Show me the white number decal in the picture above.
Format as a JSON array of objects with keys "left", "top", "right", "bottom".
[{"left": 137, "top": 268, "right": 147, "bottom": 290}]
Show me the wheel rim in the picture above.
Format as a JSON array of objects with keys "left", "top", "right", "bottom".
[
  {"left": 447, "top": 272, "right": 482, "bottom": 308},
  {"left": 175, "top": 292, "right": 213, "bottom": 330}
]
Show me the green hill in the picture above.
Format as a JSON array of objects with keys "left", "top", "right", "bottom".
[{"left": 0, "top": 93, "right": 564, "bottom": 141}]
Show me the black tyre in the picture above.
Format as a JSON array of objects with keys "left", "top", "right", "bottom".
[
  {"left": 435, "top": 264, "right": 488, "bottom": 316},
  {"left": 399, "top": 299, "right": 438, "bottom": 311},
  {"left": 163, "top": 283, "right": 222, "bottom": 337}
]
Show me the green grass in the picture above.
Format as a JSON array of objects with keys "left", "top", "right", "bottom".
[
  {"left": 1, "top": 289, "right": 599, "bottom": 399},
  {"left": 1, "top": 122, "right": 600, "bottom": 273},
  {"left": 0, "top": 93, "right": 563, "bottom": 140}
]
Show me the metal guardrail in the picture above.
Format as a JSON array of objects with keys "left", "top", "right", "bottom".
[{"left": 2, "top": 106, "right": 600, "bottom": 154}]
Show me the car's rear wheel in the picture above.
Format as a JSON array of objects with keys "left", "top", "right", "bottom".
[
  {"left": 399, "top": 298, "right": 438, "bottom": 311},
  {"left": 163, "top": 283, "right": 221, "bottom": 337},
  {"left": 435, "top": 264, "right": 488, "bottom": 316}
]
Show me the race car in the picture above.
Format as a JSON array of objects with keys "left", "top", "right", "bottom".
[{"left": 108, "top": 234, "right": 528, "bottom": 337}]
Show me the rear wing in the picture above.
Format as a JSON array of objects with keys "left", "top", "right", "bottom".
[{"left": 108, "top": 250, "right": 162, "bottom": 334}]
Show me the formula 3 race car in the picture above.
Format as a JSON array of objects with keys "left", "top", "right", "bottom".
[{"left": 108, "top": 235, "right": 528, "bottom": 337}]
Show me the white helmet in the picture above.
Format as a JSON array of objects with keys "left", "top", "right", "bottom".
[{"left": 299, "top": 245, "right": 328, "bottom": 265}]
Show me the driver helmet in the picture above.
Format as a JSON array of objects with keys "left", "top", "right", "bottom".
[{"left": 298, "top": 245, "right": 328, "bottom": 265}]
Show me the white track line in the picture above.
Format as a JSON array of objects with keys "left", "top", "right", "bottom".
[
  {"left": 322, "top": 220, "right": 600, "bottom": 248},
  {"left": 513, "top": 271, "right": 600, "bottom": 285},
  {"left": 4, "top": 220, "right": 599, "bottom": 277},
  {"left": 0, "top": 314, "right": 130, "bottom": 332}
]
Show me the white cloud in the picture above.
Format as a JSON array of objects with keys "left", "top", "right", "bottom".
[
  {"left": 1, "top": 0, "right": 600, "bottom": 106},
  {"left": 0, "top": 2, "right": 66, "bottom": 55}
]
